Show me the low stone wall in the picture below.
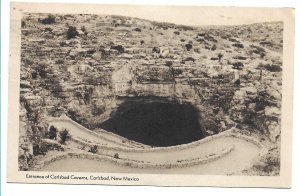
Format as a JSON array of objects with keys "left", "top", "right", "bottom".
[
  {"left": 68, "top": 126, "right": 263, "bottom": 154},
  {"left": 42, "top": 117, "right": 265, "bottom": 171},
  {"left": 34, "top": 145, "right": 234, "bottom": 171}
]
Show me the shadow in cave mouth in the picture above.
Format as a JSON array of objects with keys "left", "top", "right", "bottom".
[{"left": 99, "top": 100, "right": 205, "bottom": 147}]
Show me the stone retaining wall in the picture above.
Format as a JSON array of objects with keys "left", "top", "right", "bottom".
[
  {"left": 34, "top": 145, "right": 234, "bottom": 171},
  {"left": 55, "top": 117, "right": 264, "bottom": 153}
]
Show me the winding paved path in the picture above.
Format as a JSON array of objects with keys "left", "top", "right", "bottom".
[{"left": 43, "top": 116, "right": 263, "bottom": 174}]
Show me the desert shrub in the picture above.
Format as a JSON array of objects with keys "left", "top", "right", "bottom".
[
  {"left": 174, "top": 31, "right": 180, "bottom": 35},
  {"left": 140, "top": 40, "right": 144, "bottom": 45},
  {"left": 80, "top": 25, "right": 86, "bottom": 32},
  {"left": 55, "top": 59, "right": 64, "bottom": 65},
  {"left": 186, "top": 57, "right": 195, "bottom": 62},
  {"left": 48, "top": 126, "right": 58, "bottom": 140},
  {"left": 39, "top": 15, "right": 56, "bottom": 25},
  {"left": 36, "top": 63, "right": 49, "bottom": 79},
  {"left": 218, "top": 53, "right": 223, "bottom": 61},
  {"left": 173, "top": 69, "right": 183, "bottom": 75},
  {"left": 258, "top": 63, "right": 282, "bottom": 72},
  {"left": 44, "top": 27, "right": 53, "bottom": 33},
  {"left": 185, "top": 43, "right": 193, "bottom": 51},
  {"left": 91, "top": 105, "right": 105, "bottom": 116},
  {"left": 165, "top": 61, "right": 173, "bottom": 67},
  {"left": 198, "top": 32, "right": 206, "bottom": 36},
  {"left": 133, "top": 27, "right": 141, "bottom": 32},
  {"left": 233, "top": 56, "right": 247, "bottom": 60},
  {"left": 180, "top": 38, "right": 185, "bottom": 42},
  {"left": 211, "top": 44, "right": 217, "bottom": 51},
  {"left": 45, "top": 75, "right": 64, "bottom": 98},
  {"left": 21, "top": 20, "right": 26, "bottom": 28},
  {"left": 152, "top": 47, "right": 160, "bottom": 53},
  {"left": 210, "top": 57, "right": 219, "bottom": 61},
  {"left": 110, "top": 45, "right": 125, "bottom": 53},
  {"left": 250, "top": 44, "right": 266, "bottom": 55},
  {"left": 228, "top": 38, "right": 239, "bottom": 42},
  {"left": 32, "top": 141, "right": 48, "bottom": 156},
  {"left": 88, "top": 145, "right": 98, "bottom": 154},
  {"left": 59, "top": 129, "right": 71, "bottom": 144},
  {"left": 114, "top": 153, "right": 120, "bottom": 159},
  {"left": 66, "top": 26, "right": 79, "bottom": 39},
  {"left": 260, "top": 41, "right": 273, "bottom": 47},
  {"left": 232, "top": 62, "right": 244, "bottom": 70},
  {"left": 232, "top": 43, "right": 244, "bottom": 48}
]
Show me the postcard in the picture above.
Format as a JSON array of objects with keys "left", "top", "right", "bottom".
[{"left": 7, "top": 2, "right": 294, "bottom": 187}]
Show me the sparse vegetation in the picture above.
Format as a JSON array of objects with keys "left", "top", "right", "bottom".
[
  {"left": 39, "top": 15, "right": 56, "bottom": 25},
  {"left": 232, "top": 62, "right": 244, "bottom": 70},
  {"left": 59, "top": 129, "right": 71, "bottom": 144},
  {"left": 185, "top": 43, "right": 192, "bottom": 51},
  {"left": 48, "top": 126, "right": 57, "bottom": 140},
  {"left": 232, "top": 43, "right": 244, "bottom": 48},
  {"left": 114, "top": 153, "right": 120, "bottom": 159},
  {"left": 66, "top": 26, "right": 79, "bottom": 39},
  {"left": 88, "top": 145, "right": 98, "bottom": 154}
]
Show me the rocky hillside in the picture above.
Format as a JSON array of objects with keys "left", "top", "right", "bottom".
[{"left": 19, "top": 13, "right": 283, "bottom": 168}]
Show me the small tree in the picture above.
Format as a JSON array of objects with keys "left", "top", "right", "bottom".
[
  {"left": 185, "top": 43, "right": 193, "bottom": 51},
  {"left": 88, "top": 145, "right": 98, "bottom": 153},
  {"left": 59, "top": 129, "right": 71, "bottom": 144},
  {"left": 48, "top": 126, "right": 57, "bottom": 140},
  {"left": 66, "top": 26, "right": 79, "bottom": 39}
]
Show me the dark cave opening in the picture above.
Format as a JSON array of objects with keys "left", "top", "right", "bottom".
[{"left": 99, "top": 100, "right": 205, "bottom": 147}]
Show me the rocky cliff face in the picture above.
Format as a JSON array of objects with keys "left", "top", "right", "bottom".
[{"left": 19, "top": 13, "right": 283, "bottom": 152}]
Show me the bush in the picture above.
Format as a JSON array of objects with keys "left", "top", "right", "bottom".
[
  {"left": 48, "top": 126, "right": 57, "bottom": 140},
  {"left": 185, "top": 43, "right": 193, "bottom": 51},
  {"left": 110, "top": 45, "right": 125, "bottom": 53},
  {"left": 32, "top": 141, "right": 48, "bottom": 156},
  {"left": 232, "top": 62, "right": 244, "bottom": 70},
  {"left": 185, "top": 57, "right": 195, "bottom": 62},
  {"left": 218, "top": 53, "right": 223, "bottom": 61},
  {"left": 250, "top": 44, "right": 266, "bottom": 55},
  {"left": 39, "top": 15, "right": 56, "bottom": 25},
  {"left": 165, "top": 61, "right": 173, "bottom": 67},
  {"left": 133, "top": 27, "right": 141, "bottom": 32},
  {"left": 233, "top": 56, "right": 247, "bottom": 60},
  {"left": 80, "top": 25, "right": 87, "bottom": 32},
  {"left": 59, "top": 129, "right": 71, "bottom": 144},
  {"left": 21, "top": 20, "right": 26, "bottom": 28},
  {"left": 114, "top": 153, "right": 120, "bottom": 159},
  {"left": 211, "top": 44, "right": 217, "bottom": 51},
  {"left": 174, "top": 31, "right": 180, "bottom": 35},
  {"left": 232, "top": 43, "right": 244, "bottom": 48},
  {"left": 88, "top": 145, "right": 98, "bottom": 154},
  {"left": 152, "top": 47, "right": 160, "bottom": 53},
  {"left": 66, "top": 26, "right": 79, "bottom": 39},
  {"left": 258, "top": 63, "right": 282, "bottom": 72}
]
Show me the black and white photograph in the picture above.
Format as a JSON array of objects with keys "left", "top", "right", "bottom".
[{"left": 6, "top": 3, "right": 294, "bottom": 187}]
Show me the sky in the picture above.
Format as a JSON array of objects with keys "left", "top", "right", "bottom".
[{"left": 13, "top": 3, "right": 290, "bottom": 26}]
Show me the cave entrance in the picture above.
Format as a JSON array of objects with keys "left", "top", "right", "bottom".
[{"left": 99, "top": 98, "right": 205, "bottom": 147}]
